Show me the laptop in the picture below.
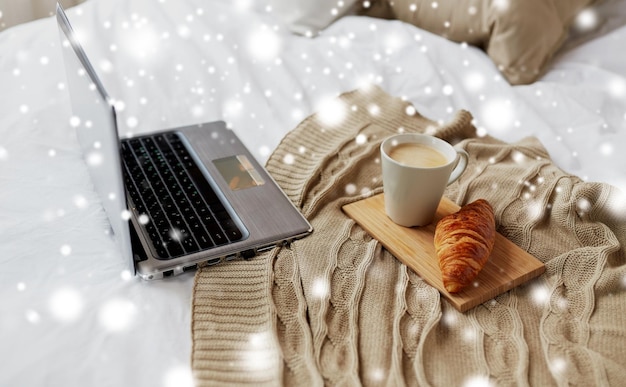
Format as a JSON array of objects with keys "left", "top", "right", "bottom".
[{"left": 56, "top": 4, "right": 312, "bottom": 280}]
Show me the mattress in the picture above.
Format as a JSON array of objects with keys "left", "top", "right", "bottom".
[{"left": 1, "top": 0, "right": 624, "bottom": 385}]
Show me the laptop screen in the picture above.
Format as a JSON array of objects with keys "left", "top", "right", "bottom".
[{"left": 56, "top": 4, "right": 135, "bottom": 274}]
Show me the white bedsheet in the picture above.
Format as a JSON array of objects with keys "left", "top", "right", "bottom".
[{"left": 1, "top": 0, "right": 624, "bottom": 385}]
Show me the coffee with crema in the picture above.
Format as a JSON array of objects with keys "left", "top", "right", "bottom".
[
  {"left": 387, "top": 143, "right": 448, "bottom": 168},
  {"left": 381, "top": 133, "right": 468, "bottom": 226}
]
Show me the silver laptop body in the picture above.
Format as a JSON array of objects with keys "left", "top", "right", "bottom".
[{"left": 56, "top": 4, "right": 312, "bottom": 280}]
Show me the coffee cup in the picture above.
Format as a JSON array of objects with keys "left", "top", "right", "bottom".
[{"left": 380, "top": 133, "right": 468, "bottom": 227}]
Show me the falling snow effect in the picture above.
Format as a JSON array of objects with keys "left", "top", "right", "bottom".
[
  {"left": 49, "top": 288, "right": 83, "bottom": 322},
  {"left": 60, "top": 244, "right": 72, "bottom": 256},
  {"left": 345, "top": 183, "right": 357, "bottom": 195},
  {"left": 1, "top": 0, "right": 626, "bottom": 385},
  {"left": 163, "top": 366, "right": 195, "bottom": 387},
  {"left": 463, "top": 375, "right": 495, "bottom": 387},
  {"left": 531, "top": 283, "right": 551, "bottom": 306},
  {"left": 316, "top": 97, "right": 348, "bottom": 127},
  {"left": 240, "top": 331, "right": 279, "bottom": 372},
  {"left": 98, "top": 299, "right": 137, "bottom": 332},
  {"left": 311, "top": 277, "right": 330, "bottom": 299}
]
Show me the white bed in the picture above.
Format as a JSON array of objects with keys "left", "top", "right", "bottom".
[{"left": 1, "top": 0, "right": 625, "bottom": 385}]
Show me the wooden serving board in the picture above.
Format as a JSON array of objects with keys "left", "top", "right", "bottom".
[{"left": 342, "top": 194, "right": 545, "bottom": 312}]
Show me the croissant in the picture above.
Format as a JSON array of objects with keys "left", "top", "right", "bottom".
[{"left": 434, "top": 199, "right": 496, "bottom": 293}]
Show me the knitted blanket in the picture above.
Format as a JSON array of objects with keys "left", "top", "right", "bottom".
[{"left": 191, "top": 86, "right": 626, "bottom": 386}]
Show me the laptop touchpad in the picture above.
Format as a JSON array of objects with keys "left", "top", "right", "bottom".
[{"left": 213, "top": 155, "right": 266, "bottom": 191}]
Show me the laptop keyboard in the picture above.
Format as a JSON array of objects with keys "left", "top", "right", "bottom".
[{"left": 121, "top": 132, "right": 244, "bottom": 259}]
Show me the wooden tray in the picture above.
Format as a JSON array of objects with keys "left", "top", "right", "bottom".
[{"left": 342, "top": 194, "right": 545, "bottom": 312}]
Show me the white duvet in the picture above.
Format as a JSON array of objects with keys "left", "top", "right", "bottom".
[{"left": 1, "top": 0, "right": 625, "bottom": 385}]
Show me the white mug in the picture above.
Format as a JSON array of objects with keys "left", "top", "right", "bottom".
[{"left": 380, "top": 133, "right": 469, "bottom": 227}]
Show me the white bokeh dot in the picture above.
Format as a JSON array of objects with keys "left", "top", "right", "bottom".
[
  {"left": 138, "top": 214, "right": 150, "bottom": 225},
  {"left": 99, "top": 298, "right": 137, "bottom": 332},
  {"left": 599, "top": 143, "right": 613, "bottom": 156},
  {"left": 531, "top": 283, "right": 550, "bottom": 305},
  {"left": 463, "top": 375, "right": 494, "bottom": 387},
  {"left": 49, "top": 287, "right": 83, "bottom": 322},
  {"left": 60, "top": 244, "right": 72, "bottom": 256},
  {"left": 316, "top": 97, "right": 347, "bottom": 127},
  {"left": 26, "top": 310, "right": 41, "bottom": 324},
  {"left": 573, "top": 8, "right": 600, "bottom": 33},
  {"left": 73, "top": 195, "right": 88, "bottom": 209},
  {"left": 481, "top": 99, "right": 515, "bottom": 133},
  {"left": 464, "top": 72, "right": 485, "bottom": 92},
  {"left": 283, "top": 153, "right": 295, "bottom": 165},
  {"left": 86, "top": 151, "right": 103, "bottom": 166},
  {"left": 248, "top": 26, "right": 282, "bottom": 63},
  {"left": 127, "top": 116, "right": 139, "bottom": 128},
  {"left": 550, "top": 357, "right": 568, "bottom": 374},
  {"left": 311, "top": 278, "right": 329, "bottom": 299},
  {"left": 259, "top": 145, "right": 271, "bottom": 158},
  {"left": 164, "top": 366, "right": 194, "bottom": 387}
]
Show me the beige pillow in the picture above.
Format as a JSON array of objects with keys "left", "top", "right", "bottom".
[{"left": 358, "top": 0, "right": 598, "bottom": 85}]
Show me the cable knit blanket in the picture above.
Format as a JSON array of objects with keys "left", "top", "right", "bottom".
[{"left": 191, "top": 86, "right": 626, "bottom": 386}]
